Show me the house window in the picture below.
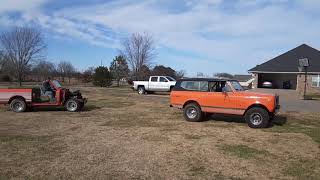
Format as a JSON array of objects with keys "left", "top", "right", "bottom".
[{"left": 312, "top": 75, "right": 320, "bottom": 87}]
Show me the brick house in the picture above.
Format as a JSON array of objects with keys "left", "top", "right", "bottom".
[{"left": 248, "top": 44, "right": 320, "bottom": 95}]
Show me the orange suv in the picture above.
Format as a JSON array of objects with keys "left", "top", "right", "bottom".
[{"left": 170, "top": 78, "right": 280, "bottom": 128}]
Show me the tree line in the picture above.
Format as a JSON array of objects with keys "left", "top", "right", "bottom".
[{"left": 0, "top": 27, "right": 185, "bottom": 86}]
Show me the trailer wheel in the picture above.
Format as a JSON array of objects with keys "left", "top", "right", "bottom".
[
  {"left": 65, "top": 99, "right": 80, "bottom": 112},
  {"left": 10, "top": 98, "right": 27, "bottom": 113}
]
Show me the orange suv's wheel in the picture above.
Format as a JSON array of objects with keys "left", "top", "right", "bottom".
[
  {"left": 245, "top": 107, "right": 270, "bottom": 128},
  {"left": 183, "top": 103, "right": 203, "bottom": 122}
]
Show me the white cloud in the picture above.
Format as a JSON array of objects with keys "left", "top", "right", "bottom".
[
  {"left": 0, "top": 0, "right": 47, "bottom": 14},
  {"left": 1, "top": 0, "right": 319, "bottom": 74}
]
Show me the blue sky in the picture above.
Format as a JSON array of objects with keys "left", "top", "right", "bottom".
[{"left": 0, "top": 0, "right": 320, "bottom": 76}]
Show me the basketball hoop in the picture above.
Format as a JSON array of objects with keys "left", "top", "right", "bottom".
[
  {"left": 298, "top": 58, "right": 309, "bottom": 67},
  {"left": 298, "top": 58, "right": 309, "bottom": 100}
]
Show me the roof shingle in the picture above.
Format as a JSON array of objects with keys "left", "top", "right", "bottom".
[{"left": 248, "top": 44, "right": 320, "bottom": 72}]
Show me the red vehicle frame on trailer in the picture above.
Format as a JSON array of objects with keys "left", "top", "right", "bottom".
[{"left": 0, "top": 80, "right": 87, "bottom": 112}]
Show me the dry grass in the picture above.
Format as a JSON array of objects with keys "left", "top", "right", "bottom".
[{"left": 0, "top": 86, "right": 319, "bottom": 179}]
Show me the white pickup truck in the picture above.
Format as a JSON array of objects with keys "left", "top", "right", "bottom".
[{"left": 133, "top": 76, "right": 177, "bottom": 94}]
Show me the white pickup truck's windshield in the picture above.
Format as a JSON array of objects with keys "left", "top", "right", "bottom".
[
  {"left": 52, "top": 80, "right": 62, "bottom": 88},
  {"left": 230, "top": 81, "right": 244, "bottom": 91},
  {"left": 166, "top": 77, "right": 176, "bottom": 81}
]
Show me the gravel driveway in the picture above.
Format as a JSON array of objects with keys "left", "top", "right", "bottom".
[{"left": 250, "top": 88, "right": 320, "bottom": 113}]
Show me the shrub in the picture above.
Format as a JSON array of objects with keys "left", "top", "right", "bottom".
[{"left": 93, "top": 66, "right": 112, "bottom": 87}]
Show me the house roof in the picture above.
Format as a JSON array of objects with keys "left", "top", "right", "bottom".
[
  {"left": 233, "top": 75, "right": 253, "bottom": 82},
  {"left": 248, "top": 44, "right": 320, "bottom": 73}
]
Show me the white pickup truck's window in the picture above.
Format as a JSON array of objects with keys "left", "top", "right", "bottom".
[
  {"left": 160, "top": 77, "right": 168, "bottom": 82},
  {"left": 180, "top": 81, "right": 208, "bottom": 91},
  {"left": 166, "top": 77, "right": 176, "bottom": 81},
  {"left": 151, "top": 77, "right": 158, "bottom": 82}
]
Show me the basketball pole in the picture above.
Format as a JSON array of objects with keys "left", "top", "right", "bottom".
[{"left": 304, "top": 66, "right": 307, "bottom": 100}]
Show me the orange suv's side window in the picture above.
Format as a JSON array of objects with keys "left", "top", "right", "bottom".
[
  {"left": 209, "top": 81, "right": 231, "bottom": 92},
  {"left": 180, "top": 81, "right": 208, "bottom": 91}
]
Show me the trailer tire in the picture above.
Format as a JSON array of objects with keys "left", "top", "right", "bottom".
[{"left": 10, "top": 98, "right": 27, "bottom": 113}]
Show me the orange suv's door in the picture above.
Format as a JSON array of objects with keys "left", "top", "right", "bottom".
[{"left": 202, "top": 81, "right": 242, "bottom": 115}]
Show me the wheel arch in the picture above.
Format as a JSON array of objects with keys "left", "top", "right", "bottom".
[
  {"left": 8, "top": 96, "right": 26, "bottom": 104},
  {"left": 244, "top": 104, "right": 270, "bottom": 115},
  {"left": 183, "top": 100, "right": 201, "bottom": 109}
]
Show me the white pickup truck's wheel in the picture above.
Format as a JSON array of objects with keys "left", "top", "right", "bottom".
[
  {"left": 65, "top": 99, "right": 80, "bottom": 112},
  {"left": 138, "top": 86, "right": 145, "bottom": 95},
  {"left": 10, "top": 98, "right": 27, "bottom": 113}
]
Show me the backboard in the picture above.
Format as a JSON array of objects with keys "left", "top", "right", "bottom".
[{"left": 298, "top": 58, "right": 309, "bottom": 67}]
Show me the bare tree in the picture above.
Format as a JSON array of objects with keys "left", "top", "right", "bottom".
[
  {"left": 0, "top": 51, "right": 5, "bottom": 72},
  {"left": 0, "top": 27, "right": 45, "bottom": 86},
  {"left": 57, "top": 61, "right": 75, "bottom": 84},
  {"left": 82, "top": 67, "right": 95, "bottom": 83},
  {"left": 197, "top": 72, "right": 204, "bottom": 77},
  {"left": 214, "top": 73, "right": 234, "bottom": 79},
  {"left": 32, "top": 60, "right": 56, "bottom": 81},
  {"left": 120, "top": 33, "right": 155, "bottom": 80},
  {"left": 152, "top": 65, "right": 176, "bottom": 77},
  {"left": 175, "top": 70, "right": 186, "bottom": 79}
]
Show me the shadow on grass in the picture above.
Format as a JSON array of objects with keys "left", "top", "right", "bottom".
[
  {"left": 270, "top": 114, "right": 288, "bottom": 127},
  {"left": 144, "top": 92, "right": 170, "bottom": 96},
  {"left": 206, "top": 114, "right": 245, "bottom": 124},
  {"left": 265, "top": 114, "right": 320, "bottom": 145},
  {"left": 206, "top": 113, "right": 288, "bottom": 128},
  {"left": 30, "top": 104, "right": 101, "bottom": 112}
]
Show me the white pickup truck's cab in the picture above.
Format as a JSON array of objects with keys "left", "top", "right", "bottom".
[{"left": 133, "top": 76, "right": 176, "bottom": 94}]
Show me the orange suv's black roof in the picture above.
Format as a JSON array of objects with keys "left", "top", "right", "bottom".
[{"left": 177, "top": 78, "right": 235, "bottom": 81}]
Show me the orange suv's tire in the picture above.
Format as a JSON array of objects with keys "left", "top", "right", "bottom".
[
  {"left": 245, "top": 107, "right": 270, "bottom": 128},
  {"left": 183, "top": 103, "right": 203, "bottom": 122}
]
